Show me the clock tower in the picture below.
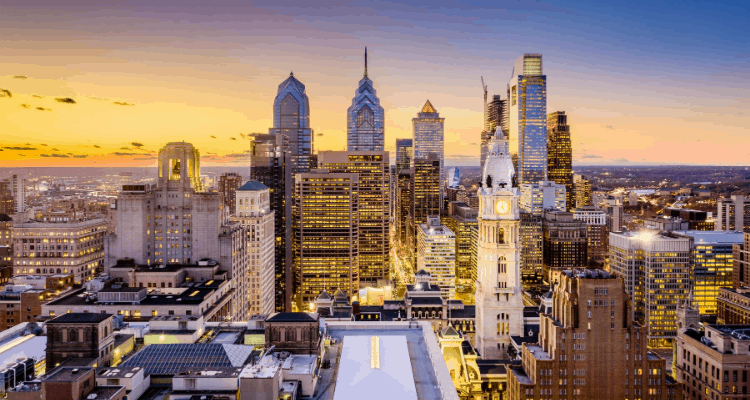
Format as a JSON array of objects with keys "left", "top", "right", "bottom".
[{"left": 475, "top": 128, "right": 524, "bottom": 359}]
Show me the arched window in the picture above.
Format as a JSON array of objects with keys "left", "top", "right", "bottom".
[
  {"left": 497, "top": 228, "right": 505, "bottom": 244},
  {"left": 68, "top": 329, "right": 78, "bottom": 342},
  {"left": 498, "top": 256, "right": 507, "bottom": 274}
]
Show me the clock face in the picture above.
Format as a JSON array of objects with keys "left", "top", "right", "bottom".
[{"left": 495, "top": 200, "right": 510, "bottom": 214}]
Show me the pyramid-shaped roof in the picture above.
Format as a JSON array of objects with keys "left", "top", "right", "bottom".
[
  {"left": 238, "top": 181, "right": 268, "bottom": 191},
  {"left": 333, "top": 288, "right": 347, "bottom": 300},
  {"left": 421, "top": 100, "right": 436, "bottom": 113},
  {"left": 440, "top": 325, "right": 460, "bottom": 338},
  {"left": 317, "top": 289, "right": 332, "bottom": 301},
  {"left": 277, "top": 71, "right": 306, "bottom": 96}
]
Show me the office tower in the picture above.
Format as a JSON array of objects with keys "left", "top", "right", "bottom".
[
  {"left": 542, "top": 210, "right": 588, "bottom": 281},
  {"left": 673, "top": 231, "right": 743, "bottom": 316},
  {"left": 520, "top": 212, "right": 543, "bottom": 285},
  {"left": 665, "top": 207, "right": 713, "bottom": 230},
  {"left": 508, "top": 54, "right": 547, "bottom": 184},
  {"left": 417, "top": 217, "right": 456, "bottom": 299},
  {"left": 412, "top": 153, "right": 441, "bottom": 227},
  {"left": 443, "top": 202, "right": 478, "bottom": 297},
  {"left": 13, "top": 218, "right": 107, "bottom": 284},
  {"left": 396, "top": 169, "right": 414, "bottom": 248},
  {"left": 609, "top": 231, "right": 691, "bottom": 347},
  {"left": 45, "top": 313, "right": 115, "bottom": 371},
  {"left": 573, "top": 174, "right": 592, "bottom": 208},
  {"left": 0, "top": 179, "right": 13, "bottom": 215},
  {"left": 318, "top": 151, "right": 390, "bottom": 286},
  {"left": 0, "top": 213, "right": 11, "bottom": 247},
  {"left": 107, "top": 142, "right": 248, "bottom": 320},
  {"left": 715, "top": 195, "right": 750, "bottom": 232},
  {"left": 717, "top": 287, "right": 750, "bottom": 324},
  {"left": 395, "top": 138, "right": 413, "bottom": 173},
  {"left": 475, "top": 132, "right": 524, "bottom": 359},
  {"left": 293, "top": 170, "right": 359, "bottom": 309},
  {"left": 270, "top": 72, "right": 314, "bottom": 174},
  {"left": 447, "top": 166, "right": 460, "bottom": 188},
  {"left": 733, "top": 233, "right": 750, "bottom": 288},
  {"left": 233, "top": 181, "right": 275, "bottom": 316},
  {"left": 675, "top": 320, "right": 749, "bottom": 400},
  {"left": 604, "top": 196, "right": 624, "bottom": 233},
  {"left": 546, "top": 111, "right": 574, "bottom": 210},
  {"left": 347, "top": 48, "right": 384, "bottom": 151},
  {"left": 249, "top": 133, "right": 293, "bottom": 311},
  {"left": 507, "top": 269, "right": 679, "bottom": 400},
  {"left": 573, "top": 206, "right": 608, "bottom": 266},
  {"left": 218, "top": 172, "right": 243, "bottom": 215},
  {"left": 519, "top": 180, "right": 566, "bottom": 216},
  {"left": 11, "top": 174, "right": 25, "bottom": 214},
  {"left": 413, "top": 100, "right": 445, "bottom": 210}
]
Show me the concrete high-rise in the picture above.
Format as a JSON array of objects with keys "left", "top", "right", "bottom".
[
  {"left": 270, "top": 72, "right": 314, "bottom": 174},
  {"left": 107, "top": 142, "right": 248, "bottom": 320},
  {"left": 347, "top": 48, "right": 384, "bottom": 152},
  {"left": 318, "top": 151, "right": 390, "bottom": 286},
  {"left": 413, "top": 100, "right": 445, "bottom": 210},
  {"left": 573, "top": 206, "right": 608, "bottom": 267},
  {"left": 733, "top": 233, "right": 750, "bottom": 288},
  {"left": 547, "top": 111, "right": 574, "bottom": 210},
  {"left": 519, "top": 180, "right": 566, "bottom": 216},
  {"left": 475, "top": 131, "right": 524, "bottom": 359},
  {"left": 249, "top": 133, "right": 293, "bottom": 311},
  {"left": 507, "top": 269, "right": 679, "bottom": 400},
  {"left": 609, "top": 231, "right": 692, "bottom": 347},
  {"left": 417, "top": 217, "right": 456, "bottom": 299},
  {"left": 293, "top": 170, "right": 359, "bottom": 309},
  {"left": 218, "top": 172, "right": 243, "bottom": 215},
  {"left": 542, "top": 210, "right": 588, "bottom": 281},
  {"left": 715, "top": 195, "right": 750, "bottom": 232},
  {"left": 233, "top": 181, "right": 275, "bottom": 316},
  {"left": 442, "top": 202, "right": 478, "bottom": 297},
  {"left": 508, "top": 54, "right": 547, "bottom": 184}
]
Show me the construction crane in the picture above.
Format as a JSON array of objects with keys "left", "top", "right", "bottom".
[{"left": 481, "top": 76, "right": 488, "bottom": 131}]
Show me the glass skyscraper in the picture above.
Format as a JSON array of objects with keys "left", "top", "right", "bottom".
[
  {"left": 547, "top": 111, "right": 574, "bottom": 210},
  {"left": 347, "top": 48, "right": 385, "bottom": 151},
  {"left": 508, "top": 54, "right": 547, "bottom": 184},
  {"left": 395, "top": 138, "right": 413, "bottom": 173},
  {"left": 412, "top": 100, "right": 444, "bottom": 212},
  {"left": 270, "top": 72, "right": 314, "bottom": 174}
]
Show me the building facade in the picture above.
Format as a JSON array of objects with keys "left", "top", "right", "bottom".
[
  {"left": 519, "top": 180, "right": 566, "bottom": 216},
  {"left": 318, "top": 151, "right": 390, "bottom": 286},
  {"left": 542, "top": 210, "right": 588, "bottom": 281},
  {"left": 717, "top": 287, "right": 750, "bottom": 324},
  {"left": 395, "top": 138, "right": 413, "bottom": 173},
  {"left": 217, "top": 172, "right": 243, "bottom": 215},
  {"left": 508, "top": 54, "right": 547, "bottom": 184},
  {"left": 475, "top": 132, "right": 525, "bottom": 359},
  {"left": 347, "top": 48, "right": 385, "bottom": 152},
  {"left": 233, "top": 181, "right": 276, "bottom": 316},
  {"left": 715, "top": 195, "right": 750, "bottom": 232},
  {"left": 520, "top": 212, "right": 543, "bottom": 285},
  {"left": 573, "top": 174, "right": 592, "bottom": 208},
  {"left": 733, "top": 233, "right": 750, "bottom": 288},
  {"left": 572, "top": 206, "right": 608, "bottom": 266},
  {"left": 507, "top": 269, "right": 679, "bottom": 400},
  {"left": 270, "top": 72, "right": 314, "bottom": 175},
  {"left": 413, "top": 100, "right": 445, "bottom": 210},
  {"left": 45, "top": 313, "right": 116, "bottom": 370},
  {"left": 546, "top": 111, "right": 573, "bottom": 211},
  {"left": 293, "top": 170, "right": 359, "bottom": 309},
  {"left": 417, "top": 217, "right": 456, "bottom": 299},
  {"left": 443, "top": 202, "right": 478, "bottom": 297}
]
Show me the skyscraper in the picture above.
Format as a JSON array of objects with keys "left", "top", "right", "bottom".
[
  {"left": 475, "top": 131, "right": 524, "bottom": 359},
  {"left": 218, "top": 172, "right": 243, "bottom": 215},
  {"left": 293, "top": 170, "right": 359, "bottom": 309},
  {"left": 547, "top": 111, "right": 574, "bottom": 210},
  {"left": 347, "top": 48, "right": 384, "bottom": 151},
  {"left": 508, "top": 54, "right": 547, "bottom": 184},
  {"left": 318, "top": 151, "right": 390, "bottom": 286},
  {"left": 412, "top": 153, "right": 441, "bottom": 229},
  {"left": 519, "top": 180, "right": 566, "bottom": 216},
  {"left": 715, "top": 195, "right": 750, "bottom": 232},
  {"left": 413, "top": 100, "right": 445, "bottom": 210},
  {"left": 417, "top": 217, "right": 456, "bottom": 299},
  {"left": 396, "top": 168, "right": 414, "bottom": 249},
  {"left": 542, "top": 210, "right": 588, "bottom": 281},
  {"left": 395, "top": 138, "right": 413, "bottom": 173},
  {"left": 249, "top": 133, "right": 293, "bottom": 311},
  {"left": 270, "top": 72, "right": 314, "bottom": 174},
  {"left": 443, "top": 202, "right": 478, "bottom": 297},
  {"left": 233, "top": 181, "right": 275, "bottom": 316},
  {"left": 574, "top": 174, "right": 592, "bottom": 208}
]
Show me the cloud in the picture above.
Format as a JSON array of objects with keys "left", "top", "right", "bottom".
[
  {"left": 17, "top": 154, "right": 26, "bottom": 157},
  {"left": 210, "top": 135, "right": 217, "bottom": 139},
  {"left": 87, "top": 96, "right": 110, "bottom": 101},
  {"left": 55, "top": 97, "right": 76, "bottom": 104},
  {"left": 73, "top": 155, "right": 88, "bottom": 158},
  {"left": 41, "top": 154, "right": 71, "bottom": 158},
  {"left": 239, "top": 133, "right": 246, "bottom": 138},
  {"left": 612, "top": 158, "right": 629, "bottom": 162},
  {"left": 36, "top": 107, "right": 50, "bottom": 111},
  {"left": 224, "top": 152, "right": 248, "bottom": 158},
  {"left": 0, "top": 89, "right": 11, "bottom": 98},
  {"left": 113, "top": 101, "right": 134, "bottom": 106},
  {"left": 606, "top": 125, "right": 614, "bottom": 129},
  {"left": 316, "top": 133, "right": 324, "bottom": 137},
  {"left": 131, "top": 142, "right": 144, "bottom": 148},
  {"left": 112, "top": 152, "right": 150, "bottom": 156},
  {"left": 3, "top": 146, "right": 36, "bottom": 151},
  {"left": 31, "top": 94, "right": 43, "bottom": 98},
  {"left": 132, "top": 156, "right": 155, "bottom": 160},
  {"left": 230, "top": 137, "right": 237, "bottom": 140},
  {"left": 120, "top": 147, "right": 132, "bottom": 150},
  {"left": 51, "top": 148, "right": 59, "bottom": 151},
  {"left": 40, "top": 144, "right": 48, "bottom": 146},
  {"left": 581, "top": 155, "right": 604, "bottom": 159},
  {"left": 93, "top": 145, "right": 101, "bottom": 149},
  {"left": 13, "top": 76, "right": 27, "bottom": 79},
  {"left": 20, "top": 104, "right": 30, "bottom": 109}
]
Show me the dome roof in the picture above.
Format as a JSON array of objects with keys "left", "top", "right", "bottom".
[{"left": 482, "top": 127, "right": 515, "bottom": 188}]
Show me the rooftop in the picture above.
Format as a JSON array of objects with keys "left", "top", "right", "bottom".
[
  {"left": 43, "top": 367, "right": 93, "bottom": 382},
  {"left": 96, "top": 366, "right": 144, "bottom": 379},
  {"left": 47, "top": 313, "right": 113, "bottom": 324},
  {"left": 120, "top": 344, "right": 255, "bottom": 375},
  {"left": 673, "top": 230, "right": 745, "bottom": 244},
  {"left": 237, "top": 181, "right": 269, "bottom": 191},
  {"left": 266, "top": 312, "right": 319, "bottom": 323}
]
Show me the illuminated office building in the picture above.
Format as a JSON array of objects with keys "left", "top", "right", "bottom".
[
  {"left": 715, "top": 195, "right": 750, "bottom": 232},
  {"left": 573, "top": 206, "right": 608, "bottom": 266},
  {"left": 733, "top": 233, "right": 750, "bottom": 288},
  {"left": 395, "top": 138, "right": 413, "bottom": 173},
  {"left": 547, "top": 111, "right": 574, "bottom": 210},
  {"left": 508, "top": 269, "right": 679, "bottom": 400},
  {"left": 519, "top": 180, "right": 566, "bottom": 216},
  {"left": 413, "top": 100, "right": 445, "bottom": 210},
  {"left": 347, "top": 48, "right": 384, "bottom": 152},
  {"left": 542, "top": 210, "right": 588, "bottom": 281},
  {"left": 218, "top": 172, "right": 243, "bottom": 215},
  {"left": 508, "top": 54, "right": 547, "bottom": 184},
  {"left": 232, "top": 181, "right": 275, "bottom": 316},
  {"left": 609, "top": 231, "right": 691, "bottom": 347},
  {"left": 673, "top": 231, "right": 743, "bottom": 316},
  {"left": 270, "top": 72, "right": 314, "bottom": 174},
  {"left": 574, "top": 174, "right": 592, "bottom": 208},
  {"left": 443, "top": 202, "right": 478, "bottom": 296},
  {"left": 520, "top": 212, "right": 543, "bottom": 285},
  {"left": 417, "top": 217, "right": 456, "bottom": 299},
  {"left": 412, "top": 153, "right": 441, "bottom": 227},
  {"left": 249, "top": 133, "right": 293, "bottom": 311},
  {"left": 318, "top": 151, "right": 390, "bottom": 286},
  {"left": 396, "top": 168, "right": 414, "bottom": 249},
  {"left": 0, "top": 179, "right": 13, "bottom": 215},
  {"left": 293, "top": 170, "right": 359, "bottom": 309}
]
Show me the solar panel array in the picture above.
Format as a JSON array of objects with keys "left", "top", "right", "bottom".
[{"left": 120, "top": 344, "right": 254, "bottom": 375}]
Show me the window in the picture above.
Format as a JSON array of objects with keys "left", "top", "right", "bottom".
[{"left": 185, "top": 378, "right": 196, "bottom": 389}]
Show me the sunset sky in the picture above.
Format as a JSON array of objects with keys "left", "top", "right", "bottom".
[{"left": 1, "top": 0, "right": 748, "bottom": 167}]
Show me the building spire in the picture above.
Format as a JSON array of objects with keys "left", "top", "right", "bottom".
[{"left": 364, "top": 47, "right": 368, "bottom": 78}]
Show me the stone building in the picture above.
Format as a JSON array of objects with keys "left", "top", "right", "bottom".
[
  {"left": 264, "top": 312, "right": 321, "bottom": 355},
  {"left": 45, "top": 313, "right": 116, "bottom": 371}
]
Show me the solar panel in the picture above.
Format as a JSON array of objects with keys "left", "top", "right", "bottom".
[{"left": 120, "top": 344, "right": 254, "bottom": 375}]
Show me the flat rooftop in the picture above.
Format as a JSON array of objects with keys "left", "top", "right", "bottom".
[
  {"left": 673, "top": 230, "right": 745, "bottom": 244},
  {"left": 97, "top": 366, "right": 144, "bottom": 379},
  {"left": 47, "top": 313, "right": 112, "bottom": 324}
]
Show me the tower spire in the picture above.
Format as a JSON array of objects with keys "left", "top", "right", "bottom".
[{"left": 364, "top": 47, "right": 368, "bottom": 78}]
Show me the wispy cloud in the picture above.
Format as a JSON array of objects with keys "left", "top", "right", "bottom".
[
  {"left": 13, "top": 75, "right": 27, "bottom": 80},
  {"left": 581, "top": 155, "right": 604, "bottom": 159},
  {"left": 0, "top": 89, "right": 11, "bottom": 98},
  {"left": 36, "top": 107, "right": 50, "bottom": 111},
  {"left": 55, "top": 97, "right": 76, "bottom": 104},
  {"left": 20, "top": 104, "right": 29, "bottom": 109},
  {"left": 113, "top": 101, "right": 134, "bottom": 106},
  {"left": 3, "top": 146, "right": 36, "bottom": 151},
  {"left": 131, "top": 142, "right": 144, "bottom": 148},
  {"left": 31, "top": 94, "right": 43, "bottom": 99}
]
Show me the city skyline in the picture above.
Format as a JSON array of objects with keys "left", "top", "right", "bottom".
[{"left": 1, "top": 0, "right": 748, "bottom": 167}]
